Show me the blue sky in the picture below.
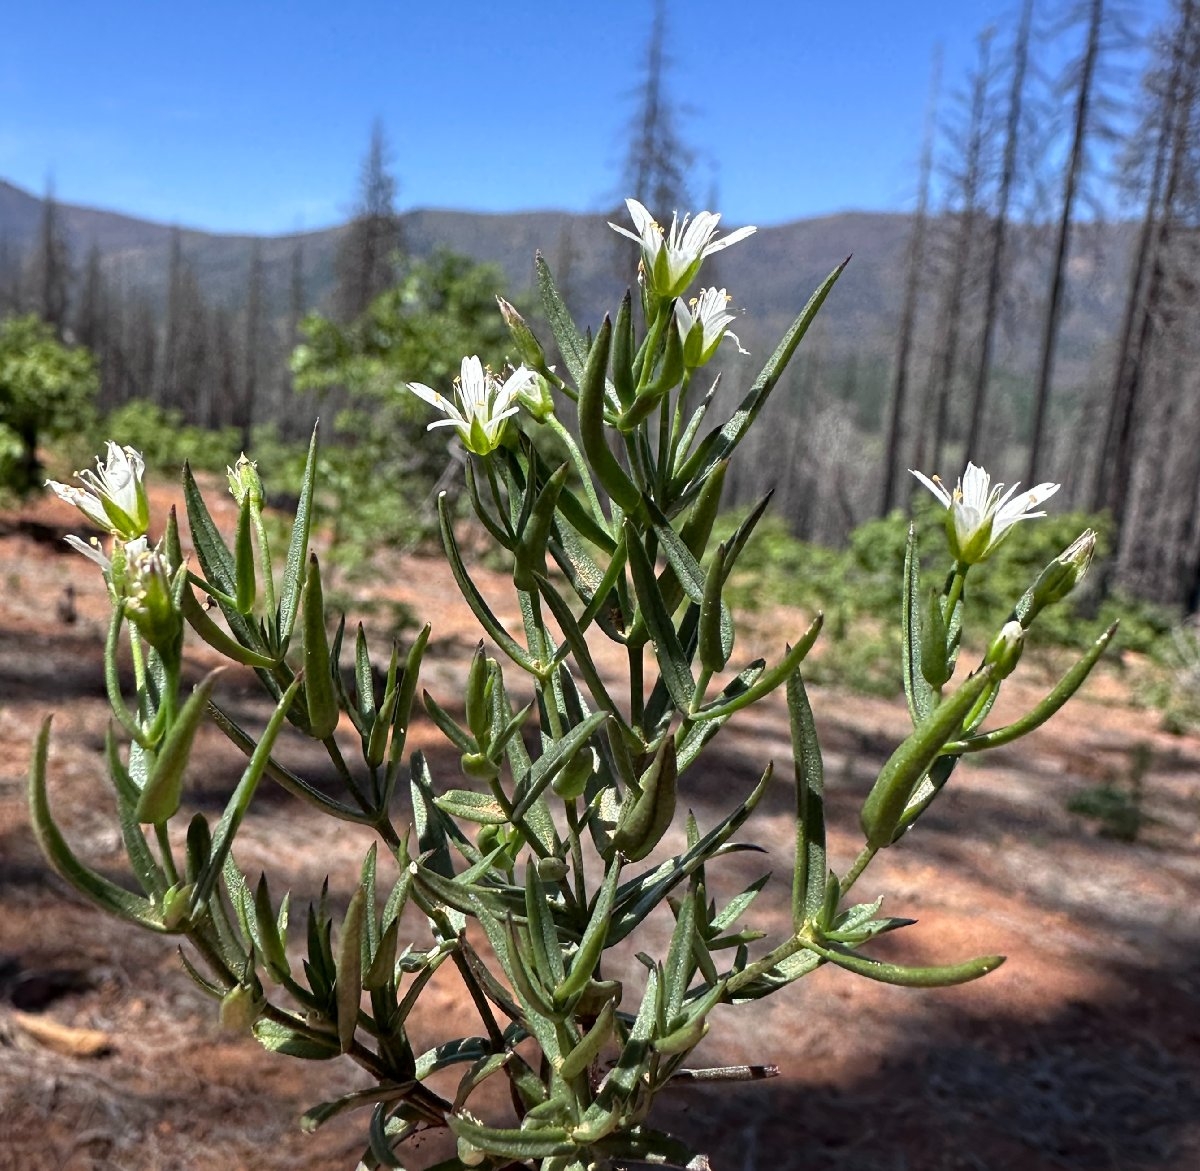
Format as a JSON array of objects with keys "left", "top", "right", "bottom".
[{"left": 0, "top": 0, "right": 1164, "bottom": 235}]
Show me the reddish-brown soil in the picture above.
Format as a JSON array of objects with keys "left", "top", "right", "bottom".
[{"left": 1, "top": 480, "right": 1198, "bottom": 1171}]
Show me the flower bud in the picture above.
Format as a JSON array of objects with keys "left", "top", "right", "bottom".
[
  {"left": 983, "top": 621, "right": 1025, "bottom": 680},
  {"left": 1032, "top": 529, "right": 1096, "bottom": 610},
  {"left": 496, "top": 296, "right": 549, "bottom": 374},
  {"left": 124, "top": 542, "right": 184, "bottom": 656},
  {"left": 226, "top": 453, "right": 263, "bottom": 507},
  {"left": 536, "top": 855, "right": 569, "bottom": 883},
  {"left": 219, "top": 983, "right": 264, "bottom": 1033},
  {"left": 552, "top": 747, "right": 596, "bottom": 800},
  {"left": 460, "top": 751, "right": 500, "bottom": 783},
  {"left": 160, "top": 882, "right": 195, "bottom": 929}
]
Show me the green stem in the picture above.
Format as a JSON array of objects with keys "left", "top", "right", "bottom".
[
  {"left": 839, "top": 844, "right": 877, "bottom": 899},
  {"left": 942, "top": 563, "right": 968, "bottom": 631},
  {"left": 155, "top": 822, "right": 180, "bottom": 886}
]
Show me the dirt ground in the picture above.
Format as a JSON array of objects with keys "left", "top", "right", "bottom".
[{"left": 1, "top": 480, "right": 1198, "bottom": 1171}]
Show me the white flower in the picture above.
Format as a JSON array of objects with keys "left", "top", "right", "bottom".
[
  {"left": 609, "top": 198, "right": 756, "bottom": 299},
  {"left": 406, "top": 356, "right": 535, "bottom": 456},
  {"left": 46, "top": 442, "right": 149, "bottom": 540},
  {"left": 675, "top": 287, "right": 749, "bottom": 367},
  {"left": 910, "top": 462, "right": 1059, "bottom": 564}
]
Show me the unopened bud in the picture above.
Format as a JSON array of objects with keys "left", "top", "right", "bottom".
[
  {"left": 161, "top": 882, "right": 195, "bottom": 929},
  {"left": 460, "top": 751, "right": 500, "bottom": 783},
  {"left": 226, "top": 453, "right": 263, "bottom": 507},
  {"left": 1032, "top": 529, "right": 1097, "bottom": 610},
  {"left": 536, "top": 855, "right": 569, "bottom": 883},
  {"left": 124, "top": 542, "right": 184, "bottom": 656},
  {"left": 219, "top": 983, "right": 264, "bottom": 1033},
  {"left": 496, "top": 296, "right": 548, "bottom": 373},
  {"left": 984, "top": 621, "right": 1025, "bottom": 680}
]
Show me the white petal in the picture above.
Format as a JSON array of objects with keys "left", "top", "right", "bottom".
[
  {"left": 703, "top": 224, "right": 757, "bottom": 256},
  {"left": 64, "top": 534, "right": 111, "bottom": 570},
  {"left": 909, "top": 469, "right": 953, "bottom": 507}
]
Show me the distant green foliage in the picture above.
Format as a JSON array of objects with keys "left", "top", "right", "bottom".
[
  {"left": 291, "top": 251, "right": 516, "bottom": 562},
  {"left": 0, "top": 315, "right": 98, "bottom": 492}
]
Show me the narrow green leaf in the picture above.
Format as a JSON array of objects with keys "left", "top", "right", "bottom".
[
  {"left": 434, "top": 789, "right": 509, "bottom": 825},
  {"left": 439, "top": 495, "right": 538, "bottom": 673},
  {"left": 860, "top": 667, "right": 994, "bottom": 849},
  {"left": 902, "top": 524, "right": 935, "bottom": 725},
  {"left": 787, "top": 668, "right": 827, "bottom": 931},
  {"left": 672, "top": 260, "right": 848, "bottom": 493},
  {"left": 135, "top": 668, "right": 224, "bottom": 823},
  {"left": 554, "top": 857, "right": 623, "bottom": 1004},
  {"left": 253, "top": 1017, "right": 341, "bottom": 1060},
  {"left": 182, "top": 461, "right": 238, "bottom": 600},
  {"left": 945, "top": 623, "right": 1117, "bottom": 754},
  {"left": 29, "top": 719, "right": 165, "bottom": 931},
  {"left": 277, "top": 421, "right": 319, "bottom": 648},
  {"left": 447, "top": 1113, "right": 575, "bottom": 1161},
  {"left": 536, "top": 252, "right": 589, "bottom": 390},
  {"left": 234, "top": 492, "right": 256, "bottom": 615},
  {"left": 302, "top": 554, "right": 340, "bottom": 740},
  {"left": 336, "top": 886, "right": 365, "bottom": 1053},
  {"left": 626, "top": 521, "right": 695, "bottom": 713},
  {"left": 191, "top": 677, "right": 302, "bottom": 911},
  {"left": 803, "top": 937, "right": 1005, "bottom": 987}
]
